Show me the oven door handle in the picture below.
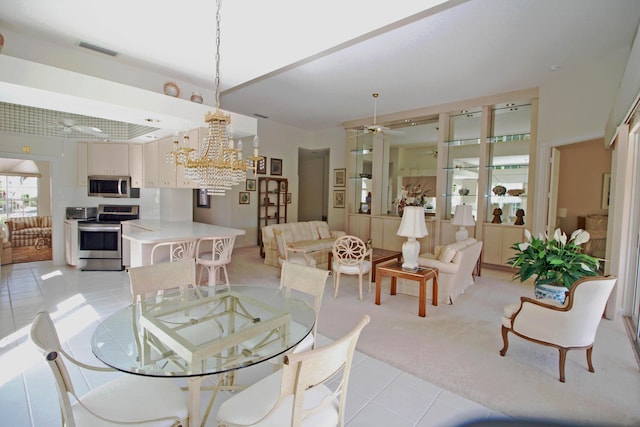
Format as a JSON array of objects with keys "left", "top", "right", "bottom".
[{"left": 78, "top": 225, "right": 121, "bottom": 232}]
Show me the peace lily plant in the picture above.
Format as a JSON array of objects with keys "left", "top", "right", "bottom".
[{"left": 508, "top": 228, "right": 600, "bottom": 290}]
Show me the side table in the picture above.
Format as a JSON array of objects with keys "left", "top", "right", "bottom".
[{"left": 375, "top": 262, "right": 439, "bottom": 317}]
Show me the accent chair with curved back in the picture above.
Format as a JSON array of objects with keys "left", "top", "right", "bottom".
[
  {"left": 149, "top": 238, "right": 198, "bottom": 265},
  {"left": 29, "top": 311, "right": 189, "bottom": 427},
  {"left": 217, "top": 315, "right": 370, "bottom": 427},
  {"left": 500, "top": 275, "right": 617, "bottom": 382},
  {"left": 195, "top": 235, "right": 236, "bottom": 291},
  {"left": 332, "top": 235, "right": 372, "bottom": 301}
]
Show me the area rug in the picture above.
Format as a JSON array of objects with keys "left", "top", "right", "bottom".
[{"left": 229, "top": 247, "right": 640, "bottom": 426}]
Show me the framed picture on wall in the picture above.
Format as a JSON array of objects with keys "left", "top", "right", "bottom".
[
  {"left": 256, "top": 157, "right": 267, "bottom": 174},
  {"left": 286, "top": 193, "right": 291, "bottom": 204},
  {"left": 333, "top": 190, "right": 345, "bottom": 208},
  {"left": 196, "top": 189, "right": 210, "bottom": 208},
  {"left": 246, "top": 179, "right": 256, "bottom": 191},
  {"left": 334, "top": 168, "right": 346, "bottom": 187},
  {"left": 279, "top": 180, "right": 287, "bottom": 193},
  {"left": 239, "top": 192, "right": 250, "bottom": 205},
  {"left": 270, "top": 158, "right": 283, "bottom": 176}
]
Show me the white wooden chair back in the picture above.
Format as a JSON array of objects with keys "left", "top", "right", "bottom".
[
  {"left": 281, "top": 315, "right": 370, "bottom": 426},
  {"left": 129, "top": 258, "right": 200, "bottom": 303},
  {"left": 280, "top": 261, "right": 331, "bottom": 347},
  {"left": 150, "top": 238, "right": 198, "bottom": 264}
]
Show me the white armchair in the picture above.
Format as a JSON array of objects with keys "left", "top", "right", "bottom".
[
  {"left": 500, "top": 276, "right": 617, "bottom": 382},
  {"left": 417, "top": 238, "right": 483, "bottom": 304}
]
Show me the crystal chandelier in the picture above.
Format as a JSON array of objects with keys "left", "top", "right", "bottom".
[{"left": 168, "top": 0, "right": 262, "bottom": 196}]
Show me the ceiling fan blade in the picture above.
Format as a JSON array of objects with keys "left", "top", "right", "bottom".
[{"left": 72, "top": 125, "right": 109, "bottom": 138}]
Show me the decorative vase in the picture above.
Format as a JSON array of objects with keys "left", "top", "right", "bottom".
[
  {"left": 190, "top": 91, "right": 203, "bottom": 104},
  {"left": 534, "top": 284, "right": 567, "bottom": 303}
]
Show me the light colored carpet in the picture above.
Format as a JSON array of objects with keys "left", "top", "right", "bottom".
[{"left": 228, "top": 246, "right": 640, "bottom": 426}]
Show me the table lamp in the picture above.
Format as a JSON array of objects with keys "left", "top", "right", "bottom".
[
  {"left": 452, "top": 204, "right": 475, "bottom": 242},
  {"left": 397, "top": 206, "right": 428, "bottom": 270}
]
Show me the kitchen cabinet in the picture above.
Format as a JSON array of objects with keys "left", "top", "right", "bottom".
[
  {"left": 88, "top": 142, "right": 129, "bottom": 176},
  {"left": 64, "top": 219, "right": 79, "bottom": 266},
  {"left": 129, "top": 144, "right": 143, "bottom": 187},
  {"left": 258, "top": 177, "right": 288, "bottom": 257},
  {"left": 77, "top": 142, "right": 88, "bottom": 188},
  {"left": 157, "top": 137, "right": 177, "bottom": 188},
  {"left": 482, "top": 223, "right": 524, "bottom": 267},
  {"left": 142, "top": 140, "right": 158, "bottom": 188}
]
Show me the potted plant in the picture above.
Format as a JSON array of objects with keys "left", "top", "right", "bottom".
[{"left": 507, "top": 228, "right": 600, "bottom": 302}]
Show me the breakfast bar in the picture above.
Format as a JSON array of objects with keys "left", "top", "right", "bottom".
[{"left": 122, "top": 220, "right": 245, "bottom": 267}]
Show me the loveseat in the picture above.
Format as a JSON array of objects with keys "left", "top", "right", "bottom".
[
  {"left": 4, "top": 216, "right": 52, "bottom": 248},
  {"left": 262, "top": 221, "right": 345, "bottom": 268},
  {"left": 413, "top": 238, "right": 483, "bottom": 304}
]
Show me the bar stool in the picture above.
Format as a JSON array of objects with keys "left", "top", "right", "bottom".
[
  {"left": 195, "top": 236, "right": 236, "bottom": 291},
  {"left": 149, "top": 238, "right": 198, "bottom": 265}
]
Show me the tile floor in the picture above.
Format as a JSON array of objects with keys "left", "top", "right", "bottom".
[{"left": 0, "top": 260, "right": 503, "bottom": 427}]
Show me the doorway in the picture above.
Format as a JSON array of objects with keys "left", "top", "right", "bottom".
[{"left": 298, "top": 148, "right": 329, "bottom": 222}]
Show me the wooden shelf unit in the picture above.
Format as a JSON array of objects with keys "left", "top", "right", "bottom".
[{"left": 258, "top": 177, "right": 288, "bottom": 257}]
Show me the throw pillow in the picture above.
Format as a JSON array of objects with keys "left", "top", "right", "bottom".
[
  {"left": 438, "top": 242, "right": 466, "bottom": 263},
  {"left": 317, "top": 223, "right": 331, "bottom": 239}
]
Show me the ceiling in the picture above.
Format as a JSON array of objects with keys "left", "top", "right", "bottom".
[{"left": 0, "top": 0, "right": 639, "bottom": 141}]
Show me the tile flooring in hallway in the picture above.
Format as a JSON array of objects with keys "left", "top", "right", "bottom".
[{"left": 0, "top": 260, "right": 502, "bottom": 427}]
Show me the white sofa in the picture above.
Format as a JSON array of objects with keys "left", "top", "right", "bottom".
[
  {"left": 262, "top": 221, "right": 345, "bottom": 268},
  {"left": 415, "top": 238, "right": 483, "bottom": 304}
]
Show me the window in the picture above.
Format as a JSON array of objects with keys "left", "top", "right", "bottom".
[{"left": 0, "top": 175, "right": 39, "bottom": 222}]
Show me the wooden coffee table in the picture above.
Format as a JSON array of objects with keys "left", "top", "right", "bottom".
[
  {"left": 328, "top": 247, "right": 402, "bottom": 282},
  {"left": 375, "top": 262, "right": 439, "bottom": 317}
]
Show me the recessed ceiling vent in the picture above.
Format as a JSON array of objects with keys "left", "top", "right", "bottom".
[{"left": 78, "top": 41, "right": 118, "bottom": 57}]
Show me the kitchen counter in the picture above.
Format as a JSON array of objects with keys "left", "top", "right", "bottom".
[{"left": 122, "top": 220, "right": 245, "bottom": 267}]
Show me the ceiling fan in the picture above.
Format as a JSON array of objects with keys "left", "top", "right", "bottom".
[
  {"left": 54, "top": 118, "right": 109, "bottom": 138},
  {"left": 361, "top": 93, "right": 405, "bottom": 136}
]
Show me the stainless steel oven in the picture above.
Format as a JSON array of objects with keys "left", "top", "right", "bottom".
[{"left": 78, "top": 204, "right": 139, "bottom": 271}]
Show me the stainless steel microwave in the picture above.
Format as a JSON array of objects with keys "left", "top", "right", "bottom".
[{"left": 88, "top": 176, "right": 139, "bottom": 198}]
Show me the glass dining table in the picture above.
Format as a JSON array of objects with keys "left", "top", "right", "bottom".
[{"left": 91, "top": 285, "right": 316, "bottom": 427}]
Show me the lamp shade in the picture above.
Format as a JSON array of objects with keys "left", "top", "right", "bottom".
[
  {"left": 557, "top": 207, "right": 568, "bottom": 218},
  {"left": 397, "top": 206, "right": 428, "bottom": 238},
  {"left": 451, "top": 204, "right": 475, "bottom": 227}
]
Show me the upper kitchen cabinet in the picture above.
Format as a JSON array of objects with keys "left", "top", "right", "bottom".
[
  {"left": 142, "top": 140, "right": 158, "bottom": 188},
  {"left": 129, "top": 144, "right": 143, "bottom": 188},
  {"left": 87, "top": 142, "right": 130, "bottom": 176},
  {"left": 157, "top": 137, "right": 177, "bottom": 188}
]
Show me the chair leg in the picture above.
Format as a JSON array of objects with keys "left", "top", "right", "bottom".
[
  {"left": 586, "top": 345, "right": 595, "bottom": 373},
  {"left": 358, "top": 275, "right": 363, "bottom": 301},
  {"left": 208, "top": 266, "right": 216, "bottom": 287},
  {"left": 221, "top": 265, "right": 231, "bottom": 291},
  {"left": 558, "top": 348, "right": 568, "bottom": 383},
  {"left": 499, "top": 325, "right": 509, "bottom": 356},
  {"left": 333, "top": 273, "right": 340, "bottom": 298}
]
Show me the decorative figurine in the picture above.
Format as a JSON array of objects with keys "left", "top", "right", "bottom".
[
  {"left": 514, "top": 208, "right": 525, "bottom": 225},
  {"left": 492, "top": 207, "right": 503, "bottom": 224}
]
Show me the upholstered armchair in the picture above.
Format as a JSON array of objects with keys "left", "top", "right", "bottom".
[{"left": 500, "top": 276, "right": 617, "bottom": 382}]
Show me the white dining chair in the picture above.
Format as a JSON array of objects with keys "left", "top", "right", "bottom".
[
  {"left": 217, "top": 315, "right": 370, "bottom": 427},
  {"left": 332, "top": 235, "right": 372, "bottom": 301},
  {"left": 150, "top": 238, "right": 198, "bottom": 265},
  {"left": 29, "top": 310, "right": 189, "bottom": 427},
  {"left": 129, "top": 258, "right": 201, "bottom": 303},
  {"left": 195, "top": 235, "right": 236, "bottom": 291}
]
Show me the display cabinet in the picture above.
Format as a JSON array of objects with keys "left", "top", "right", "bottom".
[
  {"left": 348, "top": 132, "right": 373, "bottom": 213},
  {"left": 442, "top": 108, "right": 482, "bottom": 220},
  {"left": 258, "top": 177, "right": 288, "bottom": 257}
]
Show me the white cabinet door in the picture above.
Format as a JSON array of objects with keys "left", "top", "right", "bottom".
[
  {"left": 88, "top": 143, "right": 130, "bottom": 175},
  {"left": 157, "top": 137, "right": 177, "bottom": 187},
  {"left": 77, "top": 142, "right": 88, "bottom": 188},
  {"left": 482, "top": 224, "right": 524, "bottom": 266},
  {"left": 64, "top": 220, "right": 78, "bottom": 266},
  {"left": 143, "top": 141, "right": 158, "bottom": 188},
  {"left": 129, "top": 144, "right": 143, "bottom": 187}
]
